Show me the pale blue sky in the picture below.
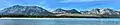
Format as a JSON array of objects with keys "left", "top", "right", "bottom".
[{"left": 0, "top": 0, "right": 120, "bottom": 11}]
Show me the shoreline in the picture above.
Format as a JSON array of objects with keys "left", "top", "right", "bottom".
[{"left": 0, "top": 14, "right": 120, "bottom": 18}]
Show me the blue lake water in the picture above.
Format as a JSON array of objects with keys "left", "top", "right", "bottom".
[{"left": 0, "top": 18, "right": 120, "bottom": 25}]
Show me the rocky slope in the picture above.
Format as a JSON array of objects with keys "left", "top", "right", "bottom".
[
  {"left": 1, "top": 5, "right": 54, "bottom": 16},
  {"left": 52, "top": 8, "right": 81, "bottom": 14},
  {"left": 87, "top": 8, "right": 120, "bottom": 15}
]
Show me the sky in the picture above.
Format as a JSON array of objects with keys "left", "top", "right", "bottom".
[{"left": 0, "top": 0, "right": 120, "bottom": 11}]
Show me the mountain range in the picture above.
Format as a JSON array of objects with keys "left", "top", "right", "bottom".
[{"left": 0, "top": 5, "right": 120, "bottom": 16}]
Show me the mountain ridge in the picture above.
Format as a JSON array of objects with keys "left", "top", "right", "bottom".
[
  {"left": 0, "top": 5, "right": 120, "bottom": 17},
  {"left": 1, "top": 5, "right": 54, "bottom": 16}
]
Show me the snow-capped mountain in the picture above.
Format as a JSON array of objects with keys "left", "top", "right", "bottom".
[
  {"left": 1, "top": 5, "right": 53, "bottom": 16},
  {"left": 100, "top": 8, "right": 120, "bottom": 15},
  {"left": 0, "top": 5, "right": 120, "bottom": 16},
  {"left": 89, "top": 8, "right": 100, "bottom": 14},
  {"left": 80, "top": 11, "right": 90, "bottom": 14},
  {"left": 52, "top": 8, "right": 80, "bottom": 14},
  {"left": 52, "top": 8, "right": 65, "bottom": 14},
  {"left": 88, "top": 8, "right": 120, "bottom": 15}
]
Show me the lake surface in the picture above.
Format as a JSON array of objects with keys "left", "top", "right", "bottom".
[{"left": 0, "top": 18, "right": 120, "bottom": 25}]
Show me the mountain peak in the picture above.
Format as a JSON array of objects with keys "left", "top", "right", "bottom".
[
  {"left": 56, "top": 8, "right": 64, "bottom": 10},
  {"left": 52, "top": 8, "right": 80, "bottom": 14},
  {"left": 1, "top": 5, "right": 53, "bottom": 16}
]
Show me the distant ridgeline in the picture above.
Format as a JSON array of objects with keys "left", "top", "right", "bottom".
[{"left": 0, "top": 5, "right": 120, "bottom": 18}]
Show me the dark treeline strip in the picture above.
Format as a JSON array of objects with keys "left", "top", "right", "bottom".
[{"left": 0, "top": 15, "right": 119, "bottom": 18}]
